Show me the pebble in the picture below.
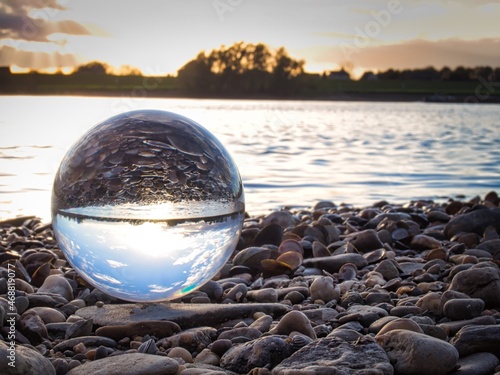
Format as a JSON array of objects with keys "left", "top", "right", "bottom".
[
  {"left": 450, "top": 352, "right": 499, "bottom": 375},
  {"left": 451, "top": 325, "right": 500, "bottom": 356},
  {"left": 309, "top": 276, "right": 340, "bottom": 303},
  {"left": 66, "top": 353, "right": 178, "bottom": 375},
  {"left": 271, "top": 310, "right": 317, "bottom": 339},
  {"left": 0, "top": 340, "right": 56, "bottom": 375},
  {"left": 376, "top": 329, "right": 459, "bottom": 375},
  {"left": 95, "top": 320, "right": 180, "bottom": 340},
  {"left": 443, "top": 298, "right": 485, "bottom": 320},
  {"left": 37, "top": 275, "right": 74, "bottom": 301},
  {"left": 448, "top": 265, "right": 500, "bottom": 308},
  {"left": 273, "top": 336, "right": 393, "bottom": 375},
  {"left": 1, "top": 193, "right": 499, "bottom": 375}
]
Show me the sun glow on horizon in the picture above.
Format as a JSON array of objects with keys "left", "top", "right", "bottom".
[{"left": 1, "top": 0, "right": 499, "bottom": 76}]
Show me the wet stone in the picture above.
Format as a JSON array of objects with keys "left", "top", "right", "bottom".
[
  {"left": 442, "top": 298, "right": 485, "bottom": 320},
  {"left": 448, "top": 265, "right": 500, "bottom": 308},
  {"left": 450, "top": 352, "right": 499, "bottom": 375},
  {"left": 95, "top": 320, "right": 180, "bottom": 340},
  {"left": 451, "top": 325, "right": 500, "bottom": 357},
  {"left": 272, "top": 336, "right": 393, "bottom": 375},
  {"left": 66, "top": 353, "right": 178, "bottom": 375},
  {"left": 220, "top": 335, "right": 296, "bottom": 374},
  {"left": 0, "top": 341, "right": 56, "bottom": 375},
  {"left": 376, "top": 329, "right": 459, "bottom": 375}
]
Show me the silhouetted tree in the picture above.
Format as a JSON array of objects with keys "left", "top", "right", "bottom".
[
  {"left": 177, "top": 42, "right": 304, "bottom": 96},
  {"left": 74, "top": 61, "right": 109, "bottom": 75}
]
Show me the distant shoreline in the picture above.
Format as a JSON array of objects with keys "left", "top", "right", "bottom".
[{"left": 2, "top": 90, "right": 500, "bottom": 104}]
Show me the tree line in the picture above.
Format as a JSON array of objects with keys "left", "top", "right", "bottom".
[
  {"left": 176, "top": 42, "right": 305, "bottom": 96},
  {"left": 366, "top": 66, "right": 500, "bottom": 82},
  {"left": 1, "top": 41, "right": 499, "bottom": 99}
]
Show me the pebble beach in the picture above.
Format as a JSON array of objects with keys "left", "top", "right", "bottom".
[{"left": 1, "top": 192, "right": 500, "bottom": 375}]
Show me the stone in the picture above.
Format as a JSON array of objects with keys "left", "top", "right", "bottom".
[
  {"left": 415, "top": 292, "right": 441, "bottom": 315},
  {"left": 347, "top": 229, "right": 384, "bottom": 253},
  {"left": 302, "top": 308, "right": 339, "bottom": 326},
  {"left": 444, "top": 207, "right": 500, "bottom": 239},
  {"left": 220, "top": 335, "right": 296, "bottom": 374},
  {"left": 376, "top": 318, "right": 423, "bottom": 336},
  {"left": 66, "top": 353, "right": 178, "bottom": 375},
  {"left": 52, "top": 336, "right": 116, "bottom": 353},
  {"left": 410, "top": 234, "right": 442, "bottom": 250},
  {"left": 309, "top": 276, "right": 340, "bottom": 303},
  {"left": 347, "top": 305, "right": 389, "bottom": 327},
  {"left": 20, "top": 310, "right": 48, "bottom": 344},
  {"left": 247, "top": 288, "right": 278, "bottom": 303},
  {"left": 168, "top": 347, "right": 193, "bottom": 363},
  {"left": 303, "top": 253, "right": 368, "bottom": 273},
  {"left": 450, "top": 352, "right": 499, "bottom": 375},
  {"left": 218, "top": 327, "right": 262, "bottom": 341},
  {"left": 271, "top": 310, "right": 316, "bottom": 339},
  {"left": 442, "top": 298, "right": 484, "bottom": 320},
  {"left": 249, "top": 314, "right": 273, "bottom": 333},
  {"left": 75, "top": 303, "right": 288, "bottom": 328},
  {"left": 95, "top": 320, "right": 180, "bottom": 340},
  {"left": 272, "top": 336, "right": 393, "bottom": 375},
  {"left": 166, "top": 327, "right": 217, "bottom": 353},
  {"left": 0, "top": 341, "right": 56, "bottom": 375},
  {"left": 451, "top": 325, "right": 500, "bottom": 356},
  {"left": 390, "top": 305, "right": 422, "bottom": 317},
  {"left": 261, "top": 211, "right": 295, "bottom": 228},
  {"left": 373, "top": 259, "right": 400, "bottom": 280},
  {"left": 27, "top": 307, "right": 66, "bottom": 324},
  {"left": 37, "top": 275, "right": 74, "bottom": 301},
  {"left": 194, "top": 348, "right": 220, "bottom": 366},
  {"left": 448, "top": 266, "right": 500, "bottom": 307},
  {"left": 376, "top": 329, "right": 459, "bottom": 375},
  {"left": 438, "top": 316, "right": 496, "bottom": 337}
]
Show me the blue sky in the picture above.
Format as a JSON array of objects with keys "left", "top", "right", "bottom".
[{"left": 1, "top": 0, "right": 499, "bottom": 77}]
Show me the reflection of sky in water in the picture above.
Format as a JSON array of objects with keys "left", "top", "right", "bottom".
[{"left": 53, "top": 211, "right": 243, "bottom": 301}]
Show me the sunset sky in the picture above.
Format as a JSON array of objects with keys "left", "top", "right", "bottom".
[{"left": 0, "top": 0, "right": 499, "bottom": 78}]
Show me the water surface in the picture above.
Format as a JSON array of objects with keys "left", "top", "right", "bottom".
[{"left": 1, "top": 96, "right": 499, "bottom": 221}]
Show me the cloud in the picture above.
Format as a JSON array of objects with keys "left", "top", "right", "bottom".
[
  {"left": 0, "top": 44, "right": 77, "bottom": 68},
  {"left": 317, "top": 38, "right": 500, "bottom": 71},
  {"left": 0, "top": 0, "right": 90, "bottom": 42}
]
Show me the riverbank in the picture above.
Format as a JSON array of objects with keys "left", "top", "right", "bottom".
[
  {"left": 1, "top": 192, "right": 499, "bottom": 374},
  {"left": 2, "top": 90, "right": 500, "bottom": 104}
]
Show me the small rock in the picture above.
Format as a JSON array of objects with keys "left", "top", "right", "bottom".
[
  {"left": 95, "top": 320, "right": 180, "bottom": 340},
  {"left": 444, "top": 207, "right": 500, "bottom": 239},
  {"left": 451, "top": 325, "right": 500, "bottom": 356},
  {"left": 376, "top": 329, "right": 459, "bottom": 375},
  {"left": 443, "top": 298, "right": 485, "bottom": 320},
  {"left": 303, "top": 253, "right": 368, "bottom": 273},
  {"left": 194, "top": 348, "right": 220, "bottom": 366},
  {"left": 272, "top": 336, "right": 393, "bottom": 375},
  {"left": 271, "top": 310, "right": 316, "bottom": 339},
  {"left": 450, "top": 352, "right": 499, "bottom": 375},
  {"left": 20, "top": 310, "right": 48, "bottom": 344},
  {"left": 0, "top": 341, "right": 56, "bottom": 375},
  {"left": 347, "top": 229, "right": 384, "bottom": 253},
  {"left": 37, "top": 275, "right": 74, "bottom": 301},
  {"left": 66, "top": 353, "right": 178, "bottom": 375},
  {"left": 411, "top": 234, "right": 442, "bottom": 250},
  {"left": 309, "top": 276, "right": 340, "bottom": 303},
  {"left": 448, "top": 266, "right": 500, "bottom": 308},
  {"left": 376, "top": 318, "right": 423, "bottom": 336},
  {"left": 220, "top": 335, "right": 295, "bottom": 374}
]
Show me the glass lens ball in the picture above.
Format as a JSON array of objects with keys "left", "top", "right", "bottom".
[{"left": 52, "top": 109, "right": 245, "bottom": 302}]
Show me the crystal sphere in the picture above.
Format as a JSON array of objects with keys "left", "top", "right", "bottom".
[{"left": 52, "top": 110, "right": 245, "bottom": 302}]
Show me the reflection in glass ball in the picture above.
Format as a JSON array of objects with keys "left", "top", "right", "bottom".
[{"left": 52, "top": 110, "right": 245, "bottom": 302}]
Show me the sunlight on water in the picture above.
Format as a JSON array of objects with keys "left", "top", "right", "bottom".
[{"left": 1, "top": 96, "right": 499, "bottom": 221}]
